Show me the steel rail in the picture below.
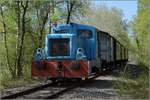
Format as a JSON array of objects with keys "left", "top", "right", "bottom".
[
  {"left": 1, "top": 82, "right": 57, "bottom": 99},
  {"left": 43, "top": 84, "right": 77, "bottom": 99},
  {"left": 43, "top": 73, "right": 100, "bottom": 99}
]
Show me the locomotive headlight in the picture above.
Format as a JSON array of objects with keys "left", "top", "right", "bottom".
[
  {"left": 34, "top": 48, "right": 44, "bottom": 61},
  {"left": 76, "top": 48, "right": 86, "bottom": 60}
]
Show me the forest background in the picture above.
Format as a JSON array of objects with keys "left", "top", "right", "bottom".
[{"left": 0, "top": 0, "right": 149, "bottom": 99}]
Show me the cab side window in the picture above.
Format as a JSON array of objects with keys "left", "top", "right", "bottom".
[{"left": 77, "top": 29, "right": 93, "bottom": 39}]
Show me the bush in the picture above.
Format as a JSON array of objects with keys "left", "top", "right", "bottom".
[{"left": 0, "top": 64, "right": 40, "bottom": 90}]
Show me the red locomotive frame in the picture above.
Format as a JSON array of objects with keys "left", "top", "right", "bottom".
[{"left": 32, "top": 60, "right": 89, "bottom": 78}]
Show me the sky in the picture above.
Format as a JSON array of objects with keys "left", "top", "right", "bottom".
[{"left": 93, "top": 0, "right": 138, "bottom": 22}]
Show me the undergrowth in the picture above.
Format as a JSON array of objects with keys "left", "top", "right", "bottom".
[
  {"left": 114, "top": 64, "right": 149, "bottom": 99},
  {"left": 0, "top": 65, "right": 41, "bottom": 90}
]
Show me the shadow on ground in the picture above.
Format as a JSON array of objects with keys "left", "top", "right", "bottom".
[{"left": 83, "top": 79, "right": 116, "bottom": 89}]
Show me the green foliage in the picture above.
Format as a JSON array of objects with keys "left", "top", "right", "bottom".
[
  {"left": 114, "top": 73, "right": 149, "bottom": 99},
  {"left": 132, "top": 0, "right": 150, "bottom": 67},
  {"left": 51, "top": 8, "right": 61, "bottom": 22},
  {"left": 0, "top": 68, "right": 12, "bottom": 89}
]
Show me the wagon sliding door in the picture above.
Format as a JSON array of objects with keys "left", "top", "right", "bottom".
[{"left": 99, "top": 32, "right": 111, "bottom": 64}]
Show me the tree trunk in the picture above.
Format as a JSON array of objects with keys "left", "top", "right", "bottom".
[
  {"left": 66, "top": 1, "right": 74, "bottom": 24},
  {"left": 15, "top": 1, "right": 22, "bottom": 78},
  {"left": 16, "top": 1, "right": 28, "bottom": 77}
]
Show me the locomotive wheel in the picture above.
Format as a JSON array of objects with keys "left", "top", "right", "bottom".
[
  {"left": 75, "top": 78, "right": 82, "bottom": 81},
  {"left": 92, "top": 67, "right": 100, "bottom": 74},
  {"left": 101, "top": 66, "right": 110, "bottom": 74},
  {"left": 50, "top": 78, "right": 56, "bottom": 83},
  {"left": 101, "top": 67, "right": 106, "bottom": 72}
]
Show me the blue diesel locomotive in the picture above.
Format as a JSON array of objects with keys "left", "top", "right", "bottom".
[{"left": 32, "top": 23, "right": 128, "bottom": 80}]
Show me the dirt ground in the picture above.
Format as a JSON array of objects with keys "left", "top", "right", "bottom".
[{"left": 58, "top": 75, "right": 131, "bottom": 100}]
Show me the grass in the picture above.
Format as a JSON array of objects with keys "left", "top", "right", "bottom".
[
  {"left": 0, "top": 73, "right": 42, "bottom": 90},
  {"left": 114, "top": 65, "right": 149, "bottom": 99},
  {"left": 0, "top": 66, "right": 42, "bottom": 90},
  {"left": 0, "top": 78, "right": 39, "bottom": 90}
]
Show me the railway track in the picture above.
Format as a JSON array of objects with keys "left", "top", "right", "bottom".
[
  {"left": 1, "top": 82, "right": 57, "bottom": 99},
  {"left": 42, "top": 82, "right": 81, "bottom": 99},
  {"left": 1, "top": 74, "right": 100, "bottom": 99}
]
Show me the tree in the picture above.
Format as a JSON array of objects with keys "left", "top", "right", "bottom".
[
  {"left": 0, "top": 1, "right": 29, "bottom": 78},
  {"left": 31, "top": 1, "right": 62, "bottom": 48},
  {"left": 0, "top": 1, "right": 18, "bottom": 78},
  {"left": 33, "top": 1, "right": 51, "bottom": 48},
  {"left": 132, "top": 0, "right": 150, "bottom": 66},
  {"left": 0, "top": 3, "right": 12, "bottom": 77},
  {"left": 55, "top": 0, "right": 89, "bottom": 24},
  {"left": 16, "top": 1, "right": 29, "bottom": 77}
]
